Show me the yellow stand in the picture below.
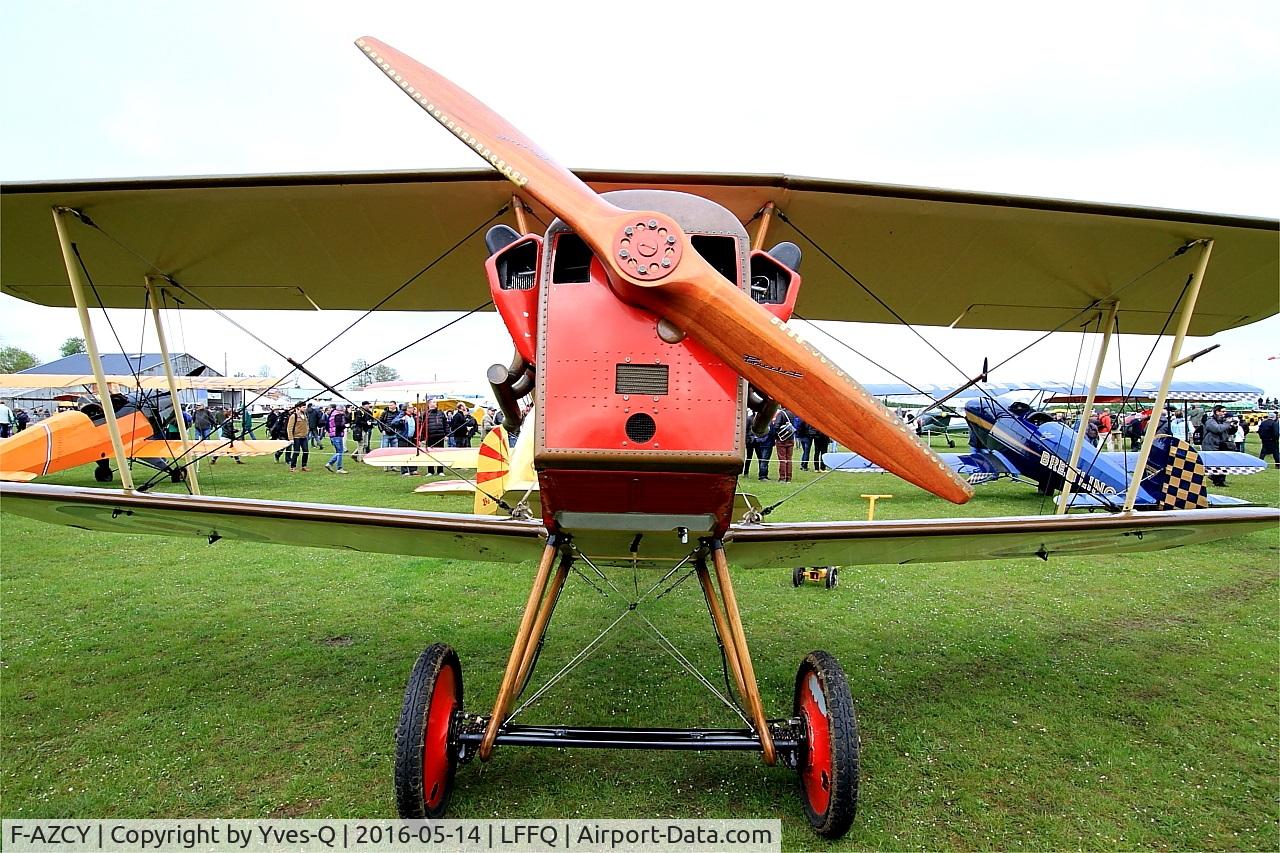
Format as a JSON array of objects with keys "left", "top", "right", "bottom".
[{"left": 860, "top": 494, "right": 893, "bottom": 520}]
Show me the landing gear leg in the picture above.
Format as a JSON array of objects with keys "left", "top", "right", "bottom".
[
  {"left": 479, "top": 535, "right": 571, "bottom": 760},
  {"left": 702, "top": 541, "right": 776, "bottom": 765}
]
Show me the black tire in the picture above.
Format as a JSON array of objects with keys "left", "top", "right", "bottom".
[
  {"left": 826, "top": 568, "right": 839, "bottom": 589},
  {"left": 793, "top": 650, "right": 859, "bottom": 840},
  {"left": 93, "top": 460, "right": 113, "bottom": 483},
  {"left": 792, "top": 567, "right": 805, "bottom": 587},
  {"left": 169, "top": 466, "right": 187, "bottom": 484},
  {"left": 395, "top": 643, "right": 464, "bottom": 819}
]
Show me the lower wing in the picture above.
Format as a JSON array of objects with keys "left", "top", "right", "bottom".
[
  {"left": 1103, "top": 450, "right": 1268, "bottom": 477},
  {"left": 824, "top": 450, "right": 1015, "bottom": 485},
  {"left": 360, "top": 446, "right": 481, "bottom": 468},
  {"left": 2, "top": 482, "right": 1273, "bottom": 571},
  {"left": 726, "top": 507, "right": 1277, "bottom": 568},
  {"left": 131, "top": 439, "right": 290, "bottom": 458}
]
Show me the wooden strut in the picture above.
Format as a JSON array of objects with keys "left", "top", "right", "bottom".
[
  {"left": 513, "top": 550, "right": 574, "bottom": 696},
  {"left": 751, "top": 202, "right": 776, "bottom": 253},
  {"left": 696, "top": 559, "right": 750, "bottom": 705},
  {"left": 512, "top": 194, "right": 530, "bottom": 235},
  {"left": 708, "top": 542, "right": 776, "bottom": 765},
  {"left": 480, "top": 536, "right": 563, "bottom": 761}
]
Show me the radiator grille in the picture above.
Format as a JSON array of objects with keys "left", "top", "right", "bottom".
[{"left": 615, "top": 363, "right": 669, "bottom": 396}]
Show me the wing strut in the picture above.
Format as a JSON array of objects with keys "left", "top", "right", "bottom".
[
  {"left": 145, "top": 276, "right": 202, "bottom": 495},
  {"left": 1122, "top": 239, "right": 1213, "bottom": 511},
  {"left": 1056, "top": 302, "right": 1117, "bottom": 513},
  {"left": 51, "top": 207, "right": 135, "bottom": 491}
]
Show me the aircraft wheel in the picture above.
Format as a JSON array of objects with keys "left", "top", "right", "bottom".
[
  {"left": 792, "top": 567, "right": 805, "bottom": 587},
  {"left": 169, "top": 467, "right": 188, "bottom": 484},
  {"left": 93, "top": 460, "right": 113, "bottom": 483},
  {"left": 395, "top": 643, "right": 464, "bottom": 819},
  {"left": 794, "top": 650, "right": 859, "bottom": 840},
  {"left": 825, "top": 568, "right": 839, "bottom": 590}
]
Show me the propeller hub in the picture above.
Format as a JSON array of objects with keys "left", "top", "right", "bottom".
[{"left": 613, "top": 215, "right": 682, "bottom": 282}]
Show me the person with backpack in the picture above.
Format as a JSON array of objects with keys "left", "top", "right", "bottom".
[
  {"left": 209, "top": 408, "right": 245, "bottom": 465},
  {"left": 795, "top": 416, "right": 815, "bottom": 471},
  {"left": 325, "top": 404, "right": 349, "bottom": 473},
  {"left": 774, "top": 408, "right": 796, "bottom": 482},
  {"left": 268, "top": 405, "right": 289, "bottom": 462},
  {"left": 424, "top": 399, "right": 448, "bottom": 475},
  {"left": 286, "top": 402, "right": 310, "bottom": 472},
  {"left": 390, "top": 403, "right": 418, "bottom": 476}
]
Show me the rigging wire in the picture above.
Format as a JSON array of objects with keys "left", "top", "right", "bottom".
[{"left": 64, "top": 203, "right": 514, "bottom": 498}]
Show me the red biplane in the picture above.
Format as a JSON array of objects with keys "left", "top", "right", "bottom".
[{"left": 1, "top": 36, "right": 1277, "bottom": 839}]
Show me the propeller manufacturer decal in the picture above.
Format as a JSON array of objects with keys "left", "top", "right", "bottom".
[{"left": 743, "top": 355, "right": 803, "bottom": 378}]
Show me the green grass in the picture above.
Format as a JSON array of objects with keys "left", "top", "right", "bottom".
[{"left": 1, "top": 435, "right": 1277, "bottom": 850}]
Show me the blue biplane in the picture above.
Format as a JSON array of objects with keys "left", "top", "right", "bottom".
[{"left": 829, "top": 383, "right": 1266, "bottom": 510}]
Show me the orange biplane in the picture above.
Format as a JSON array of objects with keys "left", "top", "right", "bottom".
[
  {"left": 1, "top": 37, "right": 1277, "bottom": 839},
  {"left": 0, "top": 374, "right": 287, "bottom": 484}
]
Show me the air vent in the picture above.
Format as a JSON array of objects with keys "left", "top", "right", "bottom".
[
  {"left": 615, "top": 363, "right": 669, "bottom": 396},
  {"left": 625, "top": 413, "right": 657, "bottom": 443}
]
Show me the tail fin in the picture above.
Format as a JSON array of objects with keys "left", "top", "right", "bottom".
[
  {"left": 1143, "top": 435, "right": 1209, "bottom": 509},
  {"left": 473, "top": 425, "right": 511, "bottom": 514}
]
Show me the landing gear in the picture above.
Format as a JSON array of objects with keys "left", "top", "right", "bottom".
[
  {"left": 395, "top": 643, "right": 464, "bottom": 819},
  {"left": 93, "top": 460, "right": 113, "bottom": 483},
  {"left": 169, "top": 466, "right": 187, "bottom": 484},
  {"left": 792, "top": 567, "right": 805, "bottom": 587},
  {"left": 793, "top": 650, "right": 859, "bottom": 839},
  {"left": 390, "top": 540, "right": 860, "bottom": 840}
]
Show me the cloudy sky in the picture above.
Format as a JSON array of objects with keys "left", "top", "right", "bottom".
[{"left": 2, "top": 1, "right": 1276, "bottom": 396}]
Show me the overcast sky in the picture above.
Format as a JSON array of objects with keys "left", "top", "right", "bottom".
[{"left": 2, "top": 1, "right": 1277, "bottom": 397}]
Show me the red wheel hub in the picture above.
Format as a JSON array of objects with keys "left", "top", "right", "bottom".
[
  {"left": 422, "top": 665, "right": 458, "bottom": 810},
  {"left": 612, "top": 214, "right": 682, "bottom": 281},
  {"left": 798, "top": 671, "right": 833, "bottom": 816}
]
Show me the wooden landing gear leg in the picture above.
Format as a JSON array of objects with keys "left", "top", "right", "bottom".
[
  {"left": 479, "top": 535, "right": 573, "bottom": 761},
  {"left": 699, "top": 540, "right": 776, "bottom": 765}
]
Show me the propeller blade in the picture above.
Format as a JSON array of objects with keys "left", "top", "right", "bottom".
[
  {"left": 355, "top": 37, "right": 631, "bottom": 254},
  {"left": 356, "top": 36, "right": 973, "bottom": 504},
  {"left": 619, "top": 276, "right": 974, "bottom": 503}
]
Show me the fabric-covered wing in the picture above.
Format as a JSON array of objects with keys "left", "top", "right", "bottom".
[
  {"left": 725, "top": 507, "right": 1277, "bottom": 569},
  {"left": 130, "top": 439, "right": 289, "bottom": 458},
  {"left": 0, "top": 482, "right": 547, "bottom": 563},
  {"left": 361, "top": 446, "right": 480, "bottom": 468},
  {"left": 3, "top": 171, "right": 1275, "bottom": 335},
  {"left": 824, "top": 450, "right": 1015, "bottom": 485}
]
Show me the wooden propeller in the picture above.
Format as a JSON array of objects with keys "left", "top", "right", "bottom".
[{"left": 356, "top": 37, "right": 973, "bottom": 504}]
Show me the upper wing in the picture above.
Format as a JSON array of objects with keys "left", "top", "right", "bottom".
[
  {"left": 0, "top": 482, "right": 547, "bottom": 564},
  {"left": 2, "top": 172, "right": 1274, "bottom": 334},
  {"left": 725, "top": 507, "right": 1277, "bottom": 568},
  {"left": 0, "top": 373, "right": 281, "bottom": 390}
]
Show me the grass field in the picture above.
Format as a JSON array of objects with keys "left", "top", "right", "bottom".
[{"left": 1, "top": 434, "right": 1277, "bottom": 850}]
